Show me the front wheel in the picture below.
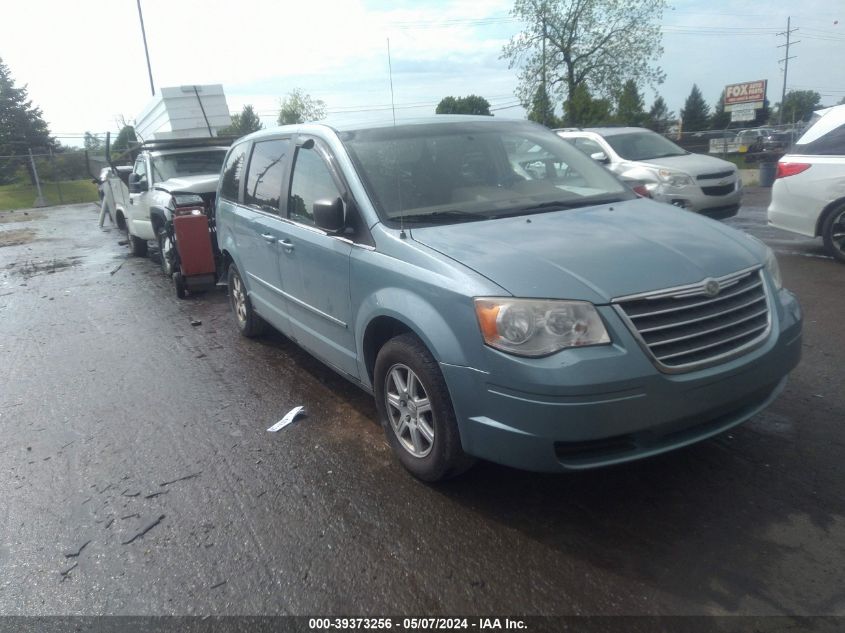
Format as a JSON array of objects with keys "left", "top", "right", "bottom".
[
  {"left": 821, "top": 204, "right": 845, "bottom": 263},
  {"left": 157, "top": 228, "right": 174, "bottom": 277},
  {"left": 374, "top": 333, "right": 474, "bottom": 482},
  {"left": 128, "top": 233, "right": 147, "bottom": 257},
  {"left": 228, "top": 264, "right": 266, "bottom": 337}
]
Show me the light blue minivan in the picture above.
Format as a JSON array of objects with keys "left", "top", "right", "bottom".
[{"left": 215, "top": 116, "right": 802, "bottom": 481}]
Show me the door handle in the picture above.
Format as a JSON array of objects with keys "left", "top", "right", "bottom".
[
  {"left": 279, "top": 239, "right": 295, "bottom": 252},
  {"left": 261, "top": 233, "right": 276, "bottom": 243}
]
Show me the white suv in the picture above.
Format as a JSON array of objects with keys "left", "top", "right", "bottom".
[
  {"left": 119, "top": 141, "right": 229, "bottom": 257},
  {"left": 557, "top": 127, "right": 742, "bottom": 218},
  {"left": 767, "top": 105, "right": 845, "bottom": 262}
]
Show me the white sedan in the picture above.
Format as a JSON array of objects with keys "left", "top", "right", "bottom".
[{"left": 768, "top": 104, "right": 845, "bottom": 262}]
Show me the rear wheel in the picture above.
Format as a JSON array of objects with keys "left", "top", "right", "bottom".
[
  {"left": 821, "top": 204, "right": 845, "bottom": 263},
  {"left": 228, "top": 264, "right": 266, "bottom": 337},
  {"left": 374, "top": 333, "right": 474, "bottom": 482}
]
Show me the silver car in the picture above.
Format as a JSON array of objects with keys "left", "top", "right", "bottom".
[{"left": 557, "top": 127, "right": 743, "bottom": 219}]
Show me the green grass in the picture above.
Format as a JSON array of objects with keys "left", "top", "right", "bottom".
[{"left": 0, "top": 179, "right": 97, "bottom": 211}]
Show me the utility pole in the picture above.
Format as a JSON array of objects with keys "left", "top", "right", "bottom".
[
  {"left": 137, "top": 0, "right": 155, "bottom": 96},
  {"left": 28, "top": 148, "right": 46, "bottom": 208},
  {"left": 777, "top": 17, "right": 799, "bottom": 125}
]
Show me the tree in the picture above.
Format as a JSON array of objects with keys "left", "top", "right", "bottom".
[
  {"left": 83, "top": 132, "right": 103, "bottom": 152},
  {"left": 112, "top": 125, "right": 137, "bottom": 152},
  {"left": 680, "top": 84, "right": 710, "bottom": 133},
  {"left": 777, "top": 90, "right": 822, "bottom": 123},
  {"left": 220, "top": 104, "right": 263, "bottom": 138},
  {"left": 277, "top": 89, "right": 326, "bottom": 125},
  {"left": 503, "top": 0, "right": 667, "bottom": 126},
  {"left": 710, "top": 91, "right": 730, "bottom": 130},
  {"left": 435, "top": 94, "right": 492, "bottom": 116},
  {"left": 0, "top": 57, "right": 53, "bottom": 184},
  {"left": 564, "top": 83, "right": 612, "bottom": 126},
  {"left": 646, "top": 95, "right": 674, "bottom": 133},
  {"left": 526, "top": 84, "right": 557, "bottom": 127},
  {"left": 614, "top": 80, "right": 646, "bottom": 126}
]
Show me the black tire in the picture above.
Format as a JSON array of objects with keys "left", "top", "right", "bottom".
[
  {"left": 374, "top": 333, "right": 474, "bottom": 482},
  {"left": 157, "top": 228, "right": 174, "bottom": 277},
  {"left": 173, "top": 271, "right": 187, "bottom": 300},
  {"left": 227, "top": 264, "right": 267, "bottom": 337},
  {"left": 128, "top": 233, "right": 148, "bottom": 257},
  {"left": 821, "top": 204, "right": 845, "bottom": 263}
]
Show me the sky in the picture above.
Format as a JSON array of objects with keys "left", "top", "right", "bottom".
[{"left": 0, "top": 0, "right": 843, "bottom": 146}]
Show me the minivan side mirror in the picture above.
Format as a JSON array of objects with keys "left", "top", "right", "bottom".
[
  {"left": 590, "top": 151, "right": 609, "bottom": 164},
  {"left": 313, "top": 197, "right": 345, "bottom": 233},
  {"left": 128, "top": 172, "right": 148, "bottom": 193}
]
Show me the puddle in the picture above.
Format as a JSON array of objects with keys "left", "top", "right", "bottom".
[{"left": 0, "top": 229, "right": 37, "bottom": 247}]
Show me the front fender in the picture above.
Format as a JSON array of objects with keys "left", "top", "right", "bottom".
[
  {"left": 354, "top": 287, "right": 473, "bottom": 390},
  {"left": 149, "top": 206, "right": 169, "bottom": 232}
]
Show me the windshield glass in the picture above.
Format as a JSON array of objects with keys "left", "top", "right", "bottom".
[
  {"left": 340, "top": 121, "right": 631, "bottom": 225},
  {"left": 603, "top": 130, "right": 688, "bottom": 161},
  {"left": 152, "top": 150, "right": 227, "bottom": 182}
]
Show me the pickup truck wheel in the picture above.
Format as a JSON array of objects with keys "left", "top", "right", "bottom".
[
  {"left": 821, "top": 204, "right": 845, "bottom": 263},
  {"left": 374, "top": 333, "right": 474, "bottom": 482},
  {"left": 157, "top": 229, "right": 174, "bottom": 276},
  {"left": 173, "top": 271, "right": 187, "bottom": 299},
  {"left": 228, "top": 264, "right": 266, "bottom": 337},
  {"left": 128, "top": 233, "right": 148, "bottom": 257}
]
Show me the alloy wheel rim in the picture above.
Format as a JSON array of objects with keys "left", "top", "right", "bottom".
[
  {"left": 160, "top": 234, "right": 173, "bottom": 276},
  {"left": 832, "top": 209, "right": 845, "bottom": 256},
  {"left": 232, "top": 274, "right": 247, "bottom": 325},
  {"left": 384, "top": 363, "right": 434, "bottom": 458}
]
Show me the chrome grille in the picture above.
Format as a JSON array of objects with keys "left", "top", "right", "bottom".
[
  {"left": 697, "top": 170, "right": 734, "bottom": 181},
  {"left": 614, "top": 268, "right": 771, "bottom": 373}
]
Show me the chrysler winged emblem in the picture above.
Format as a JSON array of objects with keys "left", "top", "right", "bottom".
[{"left": 703, "top": 278, "right": 720, "bottom": 298}]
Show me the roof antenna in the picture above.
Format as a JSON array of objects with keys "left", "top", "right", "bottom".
[{"left": 387, "top": 38, "right": 406, "bottom": 239}]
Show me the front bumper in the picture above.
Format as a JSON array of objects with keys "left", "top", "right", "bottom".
[
  {"left": 441, "top": 288, "right": 802, "bottom": 472},
  {"left": 652, "top": 179, "right": 743, "bottom": 216}
]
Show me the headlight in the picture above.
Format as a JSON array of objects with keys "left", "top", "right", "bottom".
[
  {"left": 474, "top": 298, "right": 610, "bottom": 356},
  {"left": 764, "top": 246, "right": 782, "bottom": 289},
  {"left": 657, "top": 169, "right": 694, "bottom": 188}
]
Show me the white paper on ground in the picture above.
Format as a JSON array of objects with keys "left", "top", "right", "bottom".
[{"left": 267, "top": 406, "right": 306, "bottom": 432}]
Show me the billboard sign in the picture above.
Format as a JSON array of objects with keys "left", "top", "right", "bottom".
[{"left": 724, "top": 80, "right": 767, "bottom": 112}]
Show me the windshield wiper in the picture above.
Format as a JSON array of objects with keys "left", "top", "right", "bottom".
[
  {"left": 396, "top": 209, "right": 490, "bottom": 224},
  {"left": 499, "top": 197, "right": 624, "bottom": 216},
  {"left": 646, "top": 151, "right": 689, "bottom": 159}
]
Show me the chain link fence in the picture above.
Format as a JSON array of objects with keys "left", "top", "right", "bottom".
[{"left": 0, "top": 146, "right": 114, "bottom": 211}]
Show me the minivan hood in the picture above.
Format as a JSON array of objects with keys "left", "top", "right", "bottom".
[
  {"left": 636, "top": 153, "right": 736, "bottom": 176},
  {"left": 409, "top": 199, "right": 762, "bottom": 303},
  {"left": 156, "top": 174, "right": 219, "bottom": 194}
]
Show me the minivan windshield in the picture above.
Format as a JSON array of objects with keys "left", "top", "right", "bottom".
[
  {"left": 152, "top": 150, "right": 227, "bottom": 182},
  {"left": 603, "top": 130, "right": 689, "bottom": 161},
  {"left": 340, "top": 121, "right": 631, "bottom": 225}
]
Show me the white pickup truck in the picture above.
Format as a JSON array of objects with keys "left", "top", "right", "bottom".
[{"left": 118, "top": 139, "right": 229, "bottom": 266}]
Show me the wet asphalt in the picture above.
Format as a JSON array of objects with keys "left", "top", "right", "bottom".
[{"left": 0, "top": 190, "right": 843, "bottom": 616}]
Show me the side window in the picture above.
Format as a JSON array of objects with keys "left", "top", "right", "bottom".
[
  {"left": 244, "top": 139, "right": 291, "bottom": 213},
  {"left": 288, "top": 145, "right": 342, "bottom": 226},
  {"left": 802, "top": 123, "right": 845, "bottom": 155},
  {"left": 220, "top": 143, "right": 248, "bottom": 202},
  {"left": 572, "top": 137, "right": 604, "bottom": 157}
]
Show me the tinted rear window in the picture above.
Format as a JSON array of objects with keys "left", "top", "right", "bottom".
[{"left": 797, "top": 123, "right": 845, "bottom": 155}]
